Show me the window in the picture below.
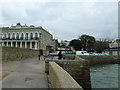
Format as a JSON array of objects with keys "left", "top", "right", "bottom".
[
  {"left": 35, "top": 33, "right": 38, "bottom": 40},
  {"left": 12, "top": 33, "right": 15, "bottom": 39},
  {"left": 25, "top": 33, "right": 28, "bottom": 40},
  {"left": 30, "top": 33, "right": 33, "bottom": 40},
  {"left": 4, "top": 33, "right": 6, "bottom": 39},
  {"left": 21, "top": 33, "right": 24, "bottom": 40},
  {"left": 8, "top": 33, "right": 10, "bottom": 39},
  {"left": 0, "top": 34, "right": 2, "bottom": 39},
  {"left": 16, "top": 33, "right": 19, "bottom": 39}
]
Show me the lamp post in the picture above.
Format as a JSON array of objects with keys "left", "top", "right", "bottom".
[{"left": 38, "top": 33, "right": 41, "bottom": 60}]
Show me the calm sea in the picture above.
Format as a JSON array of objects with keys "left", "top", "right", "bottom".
[{"left": 90, "top": 64, "right": 119, "bottom": 89}]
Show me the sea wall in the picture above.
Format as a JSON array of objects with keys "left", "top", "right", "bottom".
[
  {"left": 77, "top": 55, "right": 120, "bottom": 66},
  {"left": 46, "top": 58, "right": 91, "bottom": 90},
  {"left": 49, "top": 62, "right": 83, "bottom": 89},
  {"left": 64, "top": 55, "right": 75, "bottom": 60},
  {"left": 2, "top": 46, "right": 38, "bottom": 61},
  {"left": 46, "top": 55, "right": 120, "bottom": 89}
]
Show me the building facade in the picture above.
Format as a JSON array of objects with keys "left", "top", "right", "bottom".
[
  {"left": 104, "top": 40, "right": 120, "bottom": 56},
  {"left": 0, "top": 23, "right": 55, "bottom": 55},
  {"left": 109, "top": 40, "right": 120, "bottom": 48}
]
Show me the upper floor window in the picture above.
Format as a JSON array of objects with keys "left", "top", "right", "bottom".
[
  {"left": 35, "top": 33, "right": 38, "bottom": 40},
  {"left": 4, "top": 33, "right": 6, "bottom": 39},
  {"left": 0, "top": 34, "right": 2, "bottom": 40},
  {"left": 12, "top": 33, "right": 15, "bottom": 39},
  {"left": 25, "top": 33, "right": 28, "bottom": 40},
  {"left": 8, "top": 33, "right": 11, "bottom": 39},
  {"left": 16, "top": 33, "right": 19, "bottom": 39},
  {"left": 21, "top": 33, "right": 24, "bottom": 40},
  {"left": 30, "top": 33, "right": 33, "bottom": 40}
]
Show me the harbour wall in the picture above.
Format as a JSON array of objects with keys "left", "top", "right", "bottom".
[
  {"left": 46, "top": 55, "right": 120, "bottom": 89},
  {"left": 49, "top": 62, "right": 83, "bottom": 89},
  {"left": 77, "top": 55, "right": 120, "bottom": 66},
  {"left": 45, "top": 58, "right": 91, "bottom": 90}
]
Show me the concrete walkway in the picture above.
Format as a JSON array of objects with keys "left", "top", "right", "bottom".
[{"left": 2, "top": 57, "right": 49, "bottom": 88}]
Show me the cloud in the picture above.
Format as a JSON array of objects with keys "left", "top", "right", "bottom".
[{"left": 1, "top": 2, "right": 118, "bottom": 41}]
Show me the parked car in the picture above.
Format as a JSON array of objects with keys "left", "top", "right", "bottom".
[
  {"left": 101, "top": 53, "right": 110, "bottom": 55},
  {"left": 89, "top": 52, "right": 109, "bottom": 55},
  {"left": 49, "top": 51, "right": 59, "bottom": 56},
  {"left": 89, "top": 52, "right": 94, "bottom": 55},
  {"left": 76, "top": 51, "right": 89, "bottom": 55}
]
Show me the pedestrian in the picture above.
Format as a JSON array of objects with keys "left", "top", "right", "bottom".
[{"left": 58, "top": 51, "right": 62, "bottom": 60}]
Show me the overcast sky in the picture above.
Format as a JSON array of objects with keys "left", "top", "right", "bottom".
[{"left": 0, "top": 0, "right": 118, "bottom": 41}]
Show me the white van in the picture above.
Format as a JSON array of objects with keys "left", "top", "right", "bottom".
[{"left": 76, "top": 51, "right": 89, "bottom": 55}]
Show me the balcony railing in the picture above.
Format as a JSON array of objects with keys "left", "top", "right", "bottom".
[{"left": 1, "top": 38, "right": 39, "bottom": 40}]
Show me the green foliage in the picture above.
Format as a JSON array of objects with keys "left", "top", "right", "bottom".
[
  {"left": 69, "top": 39, "right": 82, "bottom": 51},
  {"left": 94, "top": 41, "right": 109, "bottom": 52},
  {"left": 60, "top": 43, "right": 66, "bottom": 48},
  {"left": 79, "top": 34, "right": 96, "bottom": 51},
  {"left": 116, "top": 39, "right": 120, "bottom": 43},
  {"left": 69, "top": 34, "right": 110, "bottom": 52}
]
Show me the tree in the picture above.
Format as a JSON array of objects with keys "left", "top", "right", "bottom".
[
  {"left": 79, "top": 34, "right": 96, "bottom": 51},
  {"left": 94, "top": 41, "right": 109, "bottom": 53},
  {"left": 60, "top": 43, "right": 66, "bottom": 48},
  {"left": 69, "top": 39, "right": 82, "bottom": 51},
  {"left": 59, "top": 40, "right": 67, "bottom": 48},
  {"left": 116, "top": 39, "right": 120, "bottom": 43}
]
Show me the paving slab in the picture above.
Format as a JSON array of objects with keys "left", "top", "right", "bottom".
[{"left": 2, "top": 57, "right": 48, "bottom": 88}]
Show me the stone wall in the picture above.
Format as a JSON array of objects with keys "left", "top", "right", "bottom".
[
  {"left": 46, "top": 55, "right": 120, "bottom": 89},
  {"left": 2, "top": 46, "right": 38, "bottom": 61},
  {"left": 46, "top": 59, "right": 91, "bottom": 90},
  {"left": 49, "top": 62, "right": 83, "bottom": 89},
  {"left": 0, "top": 47, "right": 2, "bottom": 62},
  {"left": 77, "top": 55, "right": 120, "bottom": 66},
  {"left": 64, "top": 55, "right": 75, "bottom": 60}
]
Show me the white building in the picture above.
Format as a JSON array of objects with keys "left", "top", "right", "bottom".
[{"left": 0, "top": 23, "right": 55, "bottom": 55}]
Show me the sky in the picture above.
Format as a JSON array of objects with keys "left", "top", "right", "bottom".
[{"left": 0, "top": 0, "right": 119, "bottom": 41}]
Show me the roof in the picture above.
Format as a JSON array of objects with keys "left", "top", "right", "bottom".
[{"left": 0, "top": 23, "right": 53, "bottom": 36}]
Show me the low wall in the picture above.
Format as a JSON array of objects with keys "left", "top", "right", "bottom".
[
  {"left": 77, "top": 55, "right": 120, "bottom": 66},
  {"left": 46, "top": 55, "right": 119, "bottom": 89},
  {"left": 49, "top": 62, "right": 83, "bottom": 89},
  {"left": 64, "top": 55, "right": 75, "bottom": 60},
  {"left": 46, "top": 59, "right": 91, "bottom": 90},
  {"left": 2, "top": 46, "right": 38, "bottom": 61}
]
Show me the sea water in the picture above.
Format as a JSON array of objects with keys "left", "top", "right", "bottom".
[{"left": 90, "top": 64, "right": 119, "bottom": 89}]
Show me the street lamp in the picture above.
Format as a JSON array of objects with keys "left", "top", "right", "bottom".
[{"left": 38, "top": 33, "right": 41, "bottom": 60}]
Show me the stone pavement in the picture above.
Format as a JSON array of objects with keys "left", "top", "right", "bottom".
[{"left": 2, "top": 57, "right": 49, "bottom": 88}]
